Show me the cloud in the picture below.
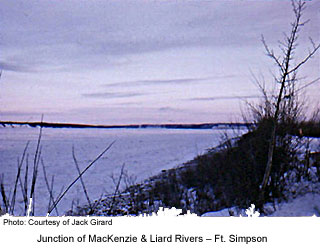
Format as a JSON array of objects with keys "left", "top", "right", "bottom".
[
  {"left": 114, "top": 101, "right": 143, "bottom": 106},
  {"left": 0, "top": 0, "right": 298, "bottom": 69},
  {"left": 158, "top": 106, "right": 182, "bottom": 112},
  {"left": 0, "top": 111, "right": 41, "bottom": 117},
  {"left": 0, "top": 61, "right": 33, "bottom": 72},
  {"left": 104, "top": 76, "right": 235, "bottom": 88},
  {"left": 188, "top": 95, "right": 261, "bottom": 101},
  {"left": 1, "top": 0, "right": 317, "bottom": 74},
  {"left": 104, "top": 78, "right": 206, "bottom": 88},
  {"left": 82, "top": 92, "right": 144, "bottom": 99}
]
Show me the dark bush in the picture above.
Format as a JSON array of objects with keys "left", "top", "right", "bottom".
[{"left": 178, "top": 118, "right": 304, "bottom": 213}]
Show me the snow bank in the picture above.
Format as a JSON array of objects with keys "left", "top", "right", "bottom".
[
  {"left": 268, "top": 193, "right": 320, "bottom": 217},
  {"left": 201, "top": 192, "right": 320, "bottom": 217}
]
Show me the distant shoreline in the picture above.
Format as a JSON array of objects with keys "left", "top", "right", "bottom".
[{"left": 0, "top": 121, "right": 252, "bottom": 130}]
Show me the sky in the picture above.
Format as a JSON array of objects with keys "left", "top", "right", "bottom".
[{"left": 0, "top": 0, "right": 319, "bottom": 124}]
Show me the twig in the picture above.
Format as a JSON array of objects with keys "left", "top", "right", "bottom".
[
  {"left": 47, "top": 141, "right": 115, "bottom": 215},
  {"left": 296, "top": 77, "right": 320, "bottom": 93},
  {"left": 0, "top": 175, "right": 8, "bottom": 213},
  {"left": 48, "top": 175, "right": 55, "bottom": 213},
  {"left": 72, "top": 146, "right": 92, "bottom": 212},
  {"left": 287, "top": 43, "right": 320, "bottom": 76},
  {"left": 109, "top": 163, "right": 125, "bottom": 215},
  {"left": 10, "top": 142, "right": 29, "bottom": 214},
  {"left": 41, "top": 159, "right": 59, "bottom": 215},
  {"left": 29, "top": 117, "right": 43, "bottom": 216},
  {"left": 23, "top": 155, "right": 29, "bottom": 214},
  {"left": 29, "top": 147, "right": 41, "bottom": 216}
]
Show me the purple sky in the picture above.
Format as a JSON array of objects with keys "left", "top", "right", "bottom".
[{"left": 0, "top": 0, "right": 319, "bottom": 124}]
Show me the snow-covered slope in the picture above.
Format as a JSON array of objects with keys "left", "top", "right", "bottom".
[{"left": 202, "top": 192, "right": 320, "bottom": 217}]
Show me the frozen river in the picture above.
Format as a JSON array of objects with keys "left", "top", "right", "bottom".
[{"left": 0, "top": 126, "right": 237, "bottom": 215}]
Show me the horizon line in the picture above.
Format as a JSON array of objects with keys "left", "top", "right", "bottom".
[{"left": 0, "top": 120, "right": 252, "bottom": 130}]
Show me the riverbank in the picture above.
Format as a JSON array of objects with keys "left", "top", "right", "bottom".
[{"left": 67, "top": 134, "right": 320, "bottom": 217}]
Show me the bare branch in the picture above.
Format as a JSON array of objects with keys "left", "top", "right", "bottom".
[
  {"left": 29, "top": 116, "right": 44, "bottom": 216},
  {"left": 47, "top": 140, "right": 115, "bottom": 215},
  {"left": 287, "top": 43, "right": 320, "bottom": 75},
  {"left": 109, "top": 163, "right": 125, "bottom": 215},
  {"left": 72, "top": 146, "right": 92, "bottom": 212},
  {"left": 41, "top": 159, "right": 59, "bottom": 215},
  {"left": 296, "top": 76, "right": 320, "bottom": 93},
  {"left": 10, "top": 142, "right": 29, "bottom": 214},
  {"left": 261, "top": 35, "right": 284, "bottom": 73},
  {"left": 0, "top": 175, "right": 9, "bottom": 213}
]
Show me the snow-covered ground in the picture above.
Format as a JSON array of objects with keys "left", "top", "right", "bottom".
[
  {"left": 202, "top": 192, "right": 320, "bottom": 217},
  {"left": 0, "top": 126, "right": 237, "bottom": 216},
  {"left": 268, "top": 193, "right": 320, "bottom": 216}
]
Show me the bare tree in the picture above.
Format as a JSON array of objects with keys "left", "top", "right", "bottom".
[{"left": 259, "top": 0, "right": 320, "bottom": 202}]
